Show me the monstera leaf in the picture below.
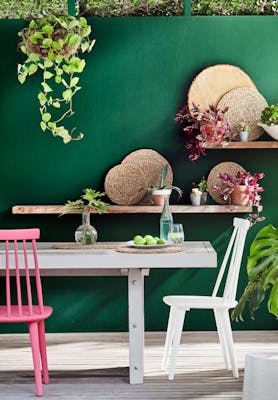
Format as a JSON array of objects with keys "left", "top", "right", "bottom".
[{"left": 232, "top": 224, "right": 278, "bottom": 321}]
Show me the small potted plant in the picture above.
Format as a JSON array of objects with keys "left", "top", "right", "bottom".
[
  {"left": 175, "top": 104, "right": 233, "bottom": 161},
  {"left": 61, "top": 188, "right": 109, "bottom": 245},
  {"left": 258, "top": 104, "right": 278, "bottom": 140},
  {"left": 213, "top": 171, "right": 265, "bottom": 225},
  {"left": 190, "top": 187, "right": 202, "bottom": 206},
  {"left": 147, "top": 164, "right": 183, "bottom": 206},
  {"left": 239, "top": 121, "right": 250, "bottom": 142},
  {"left": 192, "top": 176, "right": 208, "bottom": 205}
]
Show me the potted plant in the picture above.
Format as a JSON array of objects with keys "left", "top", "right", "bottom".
[
  {"left": 213, "top": 171, "right": 265, "bottom": 225},
  {"left": 232, "top": 224, "right": 278, "bottom": 321},
  {"left": 239, "top": 121, "right": 250, "bottom": 142},
  {"left": 146, "top": 164, "right": 183, "bottom": 206},
  {"left": 61, "top": 188, "right": 109, "bottom": 245},
  {"left": 175, "top": 104, "right": 233, "bottom": 161},
  {"left": 17, "top": 15, "right": 95, "bottom": 143},
  {"left": 258, "top": 104, "right": 278, "bottom": 140},
  {"left": 192, "top": 176, "right": 208, "bottom": 205}
]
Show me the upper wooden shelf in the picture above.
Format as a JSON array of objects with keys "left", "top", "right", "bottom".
[
  {"left": 12, "top": 205, "right": 252, "bottom": 214},
  {"left": 205, "top": 141, "right": 278, "bottom": 149}
]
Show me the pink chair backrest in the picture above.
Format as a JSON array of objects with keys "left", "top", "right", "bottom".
[
  {"left": 0, "top": 229, "right": 44, "bottom": 317},
  {"left": 212, "top": 217, "right": 250, "bottom": 302}
]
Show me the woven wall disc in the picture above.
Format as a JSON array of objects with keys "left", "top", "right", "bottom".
[
  {"left": 217, "top": 87, "right": 268, "bottom": 141},
  {"left": 187, "top": 64, "right": 257, "bottom": 112},
  {"left": 207, "top": 162, "right": 246, "bottom": 204},
  {"left": 104, "top": 164, "right": 148, "bottom": 205},
  {"left": 122, "top": 149, "right": 173, "bottom": 188}
]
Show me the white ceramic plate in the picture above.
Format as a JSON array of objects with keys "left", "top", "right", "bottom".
[{"left": 127, "top": 240, "right": 170, "bottom": 249}]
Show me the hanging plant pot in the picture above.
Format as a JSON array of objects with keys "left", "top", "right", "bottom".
[{"left": 17, "top": 16, "right": 95, "bottom": 143}]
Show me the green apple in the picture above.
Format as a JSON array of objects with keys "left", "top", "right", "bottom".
[
  {"left": 133, "top": 235, "right": 143, "bottom": 242},
  {"left": 146, "top": 238, "right": 157, "bottom": 245},
  {"left": 144, "top": 234, "right": 154, "bottom": 241},
  {"left": 134, "top": 236, "right": 146, "bottom": 245},
  {"left": 157, "top": 239, "right": 165, "bottom": 244}
]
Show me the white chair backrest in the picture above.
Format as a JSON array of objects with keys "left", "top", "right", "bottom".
[{"left": 212, "top": 217, "right": 250, "bottom": 302}]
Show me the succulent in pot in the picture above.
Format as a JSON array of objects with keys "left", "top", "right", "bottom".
[
  {"left": 146, "top": 164, "right": 183, "bottom": 206},
  {"left": 258, "top": 104, "right": 278, "bottom": 140},
  {"left": 239, "top": 121, "right": 250, "bottom": 142},
  {"left": 191, "top": 176, "right": 208, "bottom": 205},
  {"left": 17, "top": 15, "right": 95, "bottom": 143}
]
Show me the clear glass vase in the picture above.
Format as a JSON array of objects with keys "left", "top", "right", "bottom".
[{"left": 75, "top": 212, "right": 98, "bottom": 245}]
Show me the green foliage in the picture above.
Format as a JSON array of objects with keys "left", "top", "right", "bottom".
[
  {"left": 232, "top": 225, "right": 278, "bottom": 321},
  {"left": 79, "top": 0, "right": 184, "bottom": 17},
  {"left": 17, "top": 15, "right": 95, "bottom": 143},
  {"left": 192, "top": 176, "right": 207, "bottom": 192},
  {"left": 260, "top": 104, "right": 278, "bottom": 126},
  {"left": 0, "top": 0, "right": 68, "bottom": 19},
  {"left": 146, "top": 164, "right": 183, "bottom": 197},
  {"left": 61, "top": 188, "right": 110, "bottom": 214},
  {"left": 191, "top": 0, "right": 278, "bottom": 16}
]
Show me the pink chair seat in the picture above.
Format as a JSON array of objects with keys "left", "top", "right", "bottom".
[{"left": 0, "top": 305, "right": 53, "bottom": 323}]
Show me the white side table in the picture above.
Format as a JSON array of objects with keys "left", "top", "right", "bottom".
[{"left": 243, "top": 352, "right": 278, "bottom": 400}]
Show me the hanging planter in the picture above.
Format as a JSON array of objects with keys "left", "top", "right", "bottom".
[{"left": 17, "top": 15, "right": 95, "bottom": 143}]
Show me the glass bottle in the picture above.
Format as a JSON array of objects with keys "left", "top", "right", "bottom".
[
  {"left": 75, "top": 211, "right": 98, "bottom": 245},
  {"left": 160, "top": 196, "right": 173, "bottom": 242}
]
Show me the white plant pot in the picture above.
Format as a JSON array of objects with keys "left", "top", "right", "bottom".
[
  {"left": 257, "top": 123, "right": 278, "bottom": 140},
  {"left": 190, "top": 194, "right": 202, "bottom": 206},
  {"left": 239, "top": 130, "right": 249, "bottom": 142}
]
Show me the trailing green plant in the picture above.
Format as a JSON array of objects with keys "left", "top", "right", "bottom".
[
  {"left": 61, "top": 188, "right": 110, "bottom": 214},
  {"left": 17, "top": 15, "right": 95, "bottom": 143},
  {"left": 191, "top": 0, "right": 278, "bottom": 16},
  {"left": 79, "top": 0, "right": 184, "bottom": 17},
  {"left": 260, "top": 104, "right": 278, "bottom": 126},
  {"left": 0, "top": 0, "right": 68, "bottom": 19},
  {"left": 146, "top": 164, "right": 183, "bottom": 197},
  {"left": 232, "top": 224, "right": 278, "bottom": 321}
]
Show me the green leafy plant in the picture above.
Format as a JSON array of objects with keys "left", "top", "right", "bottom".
[
  {"left": 17, "top": 15, "right": 95, "bottom": 143},
  {"left": 0, "top": 0, "right": 67, "bottom": 19},
  {"left": 232, "top": 224, "right": 278, "bottom": 321},
  {"left": 260, "top": 104, "right": 278, "bottom": 126},
  {"left": 146, "top": 164, "right": 183, "bottom": 197},
  {"left": 191, "top": 0, "right": 278, "bottom": 16},
  {"left": 61, "top": 188, "right": 110, "bottom": 214},
  {"left": 192, "top": 176, "right": 207, "bottom": 192},
  {"left": 79, "top": 0, "right": 184, "bottom": 17}
]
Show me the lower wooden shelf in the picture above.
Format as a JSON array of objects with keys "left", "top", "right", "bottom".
[
  {"left": 12, "top": 205, "right": 252, "bottom": 214},
  {"left": 205, "top": 141, "right": 278, "bottom": 149}
]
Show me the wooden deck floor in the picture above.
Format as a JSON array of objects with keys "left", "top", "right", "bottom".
[{"left": 0, "top": 331, "right": 277, "bottom": 399}]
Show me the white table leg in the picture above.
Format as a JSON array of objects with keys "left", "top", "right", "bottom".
[{"left": 128, "top": 268, "right": 144, "bottom": 384}]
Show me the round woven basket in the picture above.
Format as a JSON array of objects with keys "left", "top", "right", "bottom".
[
  {"left": 104, "top": 164, "right": 148, "bottom": 206},
  {"left": 217, "top": 87, "right": 268, "bottom": 141},
  {"left": 187, "top": 64, "right": 257, "bottom": 112},
  {"left": 207, "top": 161, "right": 246, "bottom": 204},
  {"left": 122, "top": 149, "right": 173, "bottom": 187}
]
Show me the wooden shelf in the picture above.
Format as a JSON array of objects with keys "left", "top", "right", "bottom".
[
  {"left": 205, "top": 141, "right": 278, "bottom": 149},
  {"left": 12, "top": 205, "right": 252, "bottom": 214}
]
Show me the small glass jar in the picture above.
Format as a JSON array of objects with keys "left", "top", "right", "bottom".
[{"left": 75, "top": 211, "right": 97, "bottom": 245}]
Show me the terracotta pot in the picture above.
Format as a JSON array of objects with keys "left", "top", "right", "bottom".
[
  {"left": 152, "top": 189, "right": 172, "bottom": 206},
  {"left": 231, "top": 185, "right": 251, "bottom": 206},
  {"left": 201, "top": 122, "right": 223, "bottom": 143}
]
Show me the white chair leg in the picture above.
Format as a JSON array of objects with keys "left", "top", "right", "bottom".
[
  {"left": 162, "top": 306, "right": 175, "bottom": 370},
  {"left": 220, "top": 309, "right": 239, "bottom": 379},
  {"left": 214, "top": 308, "right": 231, "bottom": 370},
  {"left": 168, "top": 308, "right": 186, "bottom": 381}
]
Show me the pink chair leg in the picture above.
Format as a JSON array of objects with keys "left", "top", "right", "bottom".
[
  {"left": 38, "top": 320, "right": 49, "bottom": 385},
  {"left": 29, "top": 322, "right": 43, "bottom": 397}
]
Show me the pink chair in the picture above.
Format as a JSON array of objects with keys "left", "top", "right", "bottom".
[{"left": 0, "top": 229, "right": 53, "bottom": 397}]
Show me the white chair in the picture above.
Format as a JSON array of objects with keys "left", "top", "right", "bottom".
[{"left": 162, "top": 217, "right": 250, "bottom": 380}]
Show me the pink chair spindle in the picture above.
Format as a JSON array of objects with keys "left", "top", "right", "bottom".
[{"left": 5, "top": 240, "right": 11, "bottom": 317}]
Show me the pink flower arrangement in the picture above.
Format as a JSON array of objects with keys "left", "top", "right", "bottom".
[
  {"left": 213, "top": 171, "right": 265, "bottom": 225},
  {"left": 175, "top": 104, "right": 232, "bottom": 161}
]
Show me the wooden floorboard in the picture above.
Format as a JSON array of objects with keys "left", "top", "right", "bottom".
[{"left": 0, "top": 331, "right": 277, "bottom": 399}]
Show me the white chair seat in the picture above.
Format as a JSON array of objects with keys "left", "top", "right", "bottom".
[
  {"left": 163, "top": 295, "right": 238, "bottom": 309},
  {"left": 162, "top": 217, "right": 251, "bottom": 381}
]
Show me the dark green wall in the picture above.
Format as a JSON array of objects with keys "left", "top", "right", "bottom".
[{"left": 0, "top": 15, "right": 277, "bottom": 333}]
